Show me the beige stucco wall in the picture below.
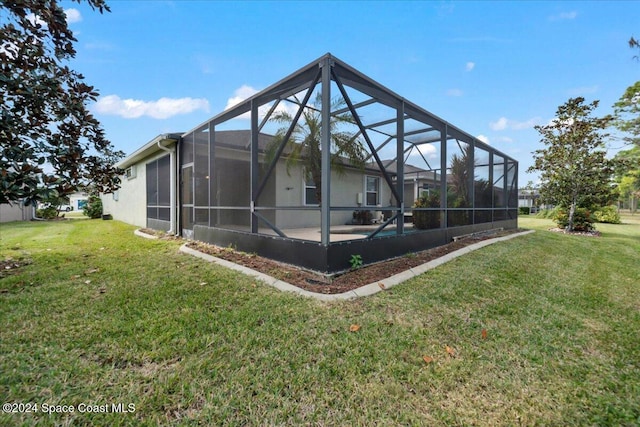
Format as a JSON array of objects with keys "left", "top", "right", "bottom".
[
  {"left": 0, "top": 203, "right": 31, "bottom": 223},
  {"left": 101, "top": 151, "right": 170, "bottom": 228},
  {"left": 274, "top": 163, "right": 392, "bottom": 229}
]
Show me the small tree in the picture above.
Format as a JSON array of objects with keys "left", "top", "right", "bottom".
[{"left": 528, "top": 97, "right": 614, "bottom": 231}]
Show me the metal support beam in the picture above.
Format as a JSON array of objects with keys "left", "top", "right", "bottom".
[
  {"left": 258, "top": 99, "right": 281, "bottom": 132},
  {"left": 440, "top": 125, "right": 448, "bottom": 229},
  {"left": 396, "top": 101, "right": 405, "bottom": 235},
  {"left": 468, "top": 140, "right": 475, "bottom": 219},
  {"left": 333, "top": 97, "right": 377, "bottom": 115},
  {"left": 331, "top": 69, "right": 402, "bottom": 205},
  {"left": 366, "top": 213, "right": 400, "bottom": 239},
  {"left": 253, "top": 211, "right": 287, "bottom": 238},
  {"left": 250, "top": 99, "right": 259, "bottom": 233},
  {"left": 320, "top": 57, "right": 332, "bottom": 246},
  {"left": 254, "top": 70, "right": 321, "bottom": 201}
]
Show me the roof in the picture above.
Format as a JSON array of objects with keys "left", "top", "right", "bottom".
[{"left": 116, "top": 133, "right": 183, "bottom": 169}]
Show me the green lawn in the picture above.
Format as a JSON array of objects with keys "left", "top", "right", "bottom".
[{"left": 1, "top": 217, "right": 638, "bottom": 426}]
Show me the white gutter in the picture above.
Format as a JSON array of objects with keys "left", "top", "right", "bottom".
[{"left": 157, "top": 135, "right": 179, "bottom": 235}]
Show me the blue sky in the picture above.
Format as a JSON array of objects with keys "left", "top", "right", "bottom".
[{"left": 61, "top": 0, "right": 639, "bottom": 184}]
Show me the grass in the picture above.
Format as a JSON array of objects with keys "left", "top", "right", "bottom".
[{"left": 1, "top": 216, "right": 639, "bottom": 426}]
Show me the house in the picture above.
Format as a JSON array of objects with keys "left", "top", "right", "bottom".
[
  {"left": 102, "top": 130, "right": 392, "bottom": 233},
  {"left": 103, "top": 53, "right": 518, "bottom": 272}
]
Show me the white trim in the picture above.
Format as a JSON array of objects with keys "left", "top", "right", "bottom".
[
  {"left": 303, "top": 174, "right": 319, "bottom": 206},
  {"left": 364, "top": 175, "right": 380, "bottom": 206}
]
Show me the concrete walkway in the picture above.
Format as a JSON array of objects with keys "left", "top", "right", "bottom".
[{"left": 177, "top": 229, "right": 536, "bottom": 301}]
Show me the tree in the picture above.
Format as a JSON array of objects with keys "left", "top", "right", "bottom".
[
  {"left": 528, "top": 97, "right": 614, "bottom": 231},
  {"left": 267, "top": 92, "right": 366, "bottom": 203},
  {"left": 1, "top": 0, "right": 122, "bottom": 207},
  {"left": 613, "top": 81, "right": 640, "bottom": 148},
  {"left": 613, "top": 146, "right": 640, "bottom": 213}
]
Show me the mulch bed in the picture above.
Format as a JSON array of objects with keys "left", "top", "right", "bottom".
[
  {"left": 173, "top": 229, "right": 524, "bottom": 295},
  {"left": 548, "top": 227, "right": 601, "bottom": 237}
]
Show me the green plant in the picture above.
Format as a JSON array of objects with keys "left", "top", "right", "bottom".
[
  {"left": 593, "top": 205, "right": 621, "bottom": 224},
  {"left": 349, "top": 254, "right": 363, "bottom": 269},
  {"left": 553, "top": 207, "right": 595, "bottom": 232},
  {"left": 83, "top": 195, "right": 103, "bottom": 219},
  {"left": 412, "top": 190, "right": 440, "bottom": 230},
  {"left": 519, "top": 207, "right": 531, "bottom": 215},
  {"left": 36, "top": 206, "right": 58, "bottom": 219},
  {"left": 536, "top": 206, "right": 561, "bottom": 219}
]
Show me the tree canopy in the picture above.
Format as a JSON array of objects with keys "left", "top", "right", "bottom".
[
  {"left": 528, "top": 97, "right": 614, "bottom": 231},
  {"left": 1, "top": 0, "right": 122, "bottom": 206},
  {"left": 613, "top": 81, "right": 640, "bottom": 148}
]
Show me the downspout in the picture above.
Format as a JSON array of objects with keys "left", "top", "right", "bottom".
[{"left": 157, "top": 135, "right": 179, "bottom": 235}]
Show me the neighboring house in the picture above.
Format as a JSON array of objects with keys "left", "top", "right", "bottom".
[
  {"left": 518, "top": 188, "right": 541, "bottom": 212},
  {"left": 0, "top": 201, "right": 32, "bottom": 223},
  {"left": 103, "top": 53, "right": 518, "bottom": 272},
  {"left": 69, "top": 192, "right": 89, "bottom": 211}
]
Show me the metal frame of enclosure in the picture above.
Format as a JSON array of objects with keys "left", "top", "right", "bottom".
[{"left": 177, "top": 53, "right": 518, "bottom": 273}]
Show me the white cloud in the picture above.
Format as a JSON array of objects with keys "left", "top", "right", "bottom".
[
  {"left": 490, "top": 116, "right": 540, "bottom": 131},
  {"left": 549, "top": 11, "right": 577, "bottom": 21},
  {"left": 511, "top": 117, "right": 541, "bottom": 130},
  {"left": 446, "top": 88, "right": 463, "bottom": 97},
  {"left": 64, "top": 8, "right": 82, "bottom": 23},
  {"left": 94, "top": 95, "right": 210, "bottom": 119},
  {"left": 490, "top": 117, "right": 508, "bottom": 131},
  {"left": 476, "top": 135, "right": 490, "bottom": 144},
  {"left": 224, "top": 85, "right": 300, "bottom": 120},
  {"left": 225, "top": 85, "right": 259, "bottom": 110},
  {"left": 409, "top": 142, "right": 438, "bottom": 160},
  {"left": 465, "top": 61, "right": 475, "bottom": 71},
  {"left": 497, "top": 136, "right": 514, "bottom": 143}
]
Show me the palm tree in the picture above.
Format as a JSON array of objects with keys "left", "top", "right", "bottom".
[{"left": 266, "top": 92, "right": 367, "bottom": 204}]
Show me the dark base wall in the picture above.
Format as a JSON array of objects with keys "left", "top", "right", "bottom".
[{"left": 194, "top": 219, "right": 517, "bottom": 274}]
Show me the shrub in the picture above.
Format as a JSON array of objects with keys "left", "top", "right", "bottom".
[
  {"left": 83, "top": 195, "right": 103, "bottom": 219},
  {"left": 553, "top": 207, "right": 595, "bottom": 232},
  {"left": 593, "top": 205, "right": 621, "bottom": 224},
  {"left": 519, "top": 207, "right": 531, "bottom": 215},
  {"left": 413, "top": 191, "right": 440, "bottom": 230},
  {"left": 36, "top": 206, "right": 58, "bottom": 219},
  {"left": 536, "top": 207, "right": 561, "bottom": 219}
]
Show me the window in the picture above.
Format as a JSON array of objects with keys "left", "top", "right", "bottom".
[
  {"left": 125, "top": 166, "right": 136, "bottom": 179},
  {"left": 304, "top": 176, "right": 318, "bottom": 205},
  {"left": 146, "top": 155, "right": 171, "bottom": 221},
  {"left": 365, "top": 176, "right": 379, "bottom": 206}
]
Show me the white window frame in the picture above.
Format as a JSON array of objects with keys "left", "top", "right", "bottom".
[
  {"left": 303, "top": 175, "right": 319, "bottom": 206},
  {"left": 125, "top": 165, "right": 136, "bottom": 180},
  {"left": 365, "top": 175, "right": 380, "bottom": 206}
]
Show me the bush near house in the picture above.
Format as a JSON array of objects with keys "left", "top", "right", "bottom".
[
  {"left": 519, "top": 207, "right": 531, "bottom": 215},
  {"left": 35, "top": 206, "right": 58, "bottom": 219},
  {"left": 83, "top": 195, "right": 103, "bottom": 219},
  {"left": 593, "top": 205, "right": 621, "bottom": 224},
  {"left": 413, "top": 190, "right": 440, "bottom": 229},
  {"left": 552, "top": 207, "right": 595, "bottom": 231}
]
